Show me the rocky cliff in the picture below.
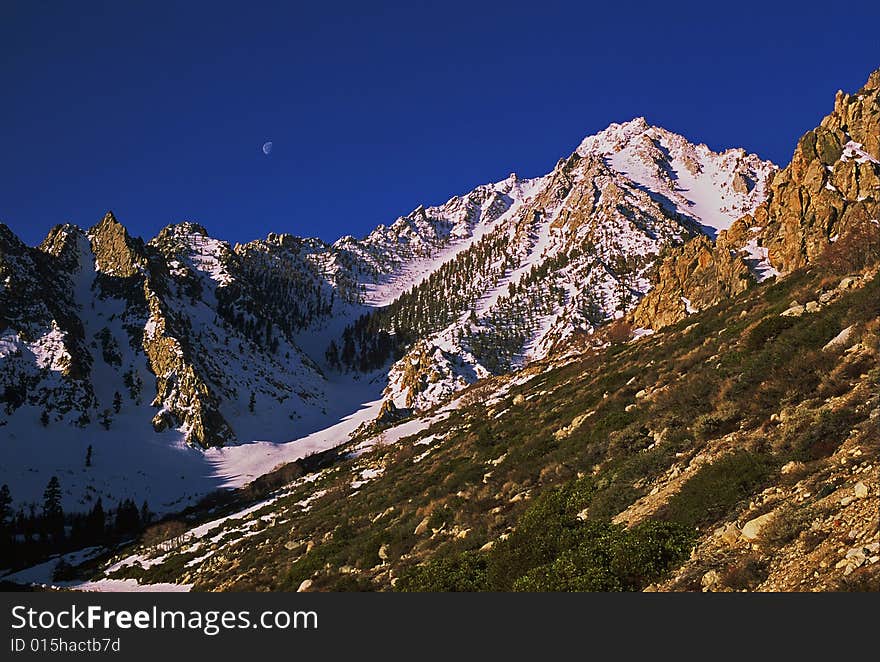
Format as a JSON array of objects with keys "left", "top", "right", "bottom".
[
  {"left": 633, "top": 67, "right": 880, "bottom": 330},
  {"left": 632, "top": 236, "right": 753, "bottom": 330},
  {"left": 758, "top": 68, "right": 880, "bottom": 273}
]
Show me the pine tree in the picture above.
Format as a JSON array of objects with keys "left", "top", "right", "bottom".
[
  {"left": 248, "top": 391, "right": 256, "bottom": 413},
  {"left": 113, "top": 391, "right": 122, "bottom": 414},
  {"left": 42, "top": 476, "right": 64, "bottom": 540},
  {"left": 85, "top": 445, "right": 92, "bottom": 468},
  {"left": 87, "top": 498, "right": 105, "bottom": 540},
  {"left": 114, "top": 499, "right": 141, "bottom": 534},
  {"left": 325, "top": 340, "right": 340, "bottom": 367},
  {"left": 140, "top": 500, "right": 151, "bottom": 526},
  {"left": 0, "top": 484, "right": 11, "bottom": 528},
  {"left": 99, "top": 409, "right": 112, "bottom": 430},
  {"left": 40, "top": 410, "right": 50, "bottom": 427}
]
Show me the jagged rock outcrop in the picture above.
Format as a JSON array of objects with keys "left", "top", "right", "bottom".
[
  {"left": 140, "top": 270, "right": 235, "bottom": 448},
  {"left": 631, "top": 236, "right": 753, "bottom": 329},
  {"left": 1, "top": 215, "right": 338, "bottom": 450},
  {"left": 384, "top": 339, "right": 475, "bottom": 410},
  {"left": 755, "top": 68, "right": 880, "bottom": 273},
  {"left": 89, "top": 211, "right": 146, "bottom": 277}
]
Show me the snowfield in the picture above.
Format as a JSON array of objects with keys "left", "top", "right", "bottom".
[{"left": 1, "top": 371, "right": 386, "bottom": 516}]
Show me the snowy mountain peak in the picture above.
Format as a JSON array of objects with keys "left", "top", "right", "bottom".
[
  {"left": 576, "top": 118, "right": 777, "bottom": 235},
  {"left": 153, "top": 221, "right": 211, "bottom": 242},
  {"left": 575, "top": 117, "right": 652, "bottom": 156}
]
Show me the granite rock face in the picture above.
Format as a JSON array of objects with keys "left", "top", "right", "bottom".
[
  {"left": 757, "top": 69, "right": 880, "bottom": 274},
  {"left": 632, "top": 236, "right": 753, "bottom": 330},
  {"left": 632, "top": 68, "right": 880, "bottom": 330}
]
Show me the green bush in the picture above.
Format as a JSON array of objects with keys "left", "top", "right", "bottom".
[
  {"left": 587, "top": 483, "right": 643, "bottom": 521},
  {"left": 745, "top": 316, "right": 797, "bottom": 351},
  {"left": 511, "top": 520, "right": 693, "bottom": 592},
  {"left": 396, "top": 552, "right": 489, "bottom": 592},
  {"left": 398, "top": 477, "right": 693, "bottom": 593},
  {"left": 782, "top": 408, "right": 859, "bottom": 461},
  {"left": 661, "top": 451, "right": 773, "bottom": 528},
  {"left": 487, "top": 479, "right": 595, "bottom": 589}
]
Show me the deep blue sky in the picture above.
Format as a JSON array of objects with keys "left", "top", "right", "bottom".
[{"left": 2, "top": 1, "right": 878, "bottom": 247}]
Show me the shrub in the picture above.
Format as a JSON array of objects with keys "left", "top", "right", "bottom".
[
  {"left": 142, "top": 520, "right": 189, "bottom": 551},
  {"left": 759, "top": 505, "right": 814, "bottom": 547},
  {"left": 660, "top": 452, "right": 773, "bottom": 528},
  {"left": 607, "top": 423, "right": 652, "bottom": 455},
  {"left": 693, "top": 401, "right": 741, "bottom": 440},
  {"left": 396, "top": 552, "right": 489, "bottom": 592},
  {"left": 587, "top": 483, "right": 642, "bottom": 521},
  {"left": 511, "top": 520, "right": 694, "bottom": 592},
  {"left": 820, "top": 217, "right": 880, "bottom": 274},
  {"left": 606, "top": 320, "right": 634, "bottom": 344},
  {"left": 781, "top": 407, "right": 859, "bottom": 461},
  {"left": 487, "top": 479, "right": 594, "bottom": 589},
  {"left": 720, "top": 554, "right": 769, "bottom": 590},
  {"left": 399, "top": 476, "right": 694, "bottom": 592},
  {"left": 745, "top": 316, "right": 797, "bottom": 351}
]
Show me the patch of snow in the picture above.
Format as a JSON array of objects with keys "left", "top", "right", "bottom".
[
  {"left": 741, "top": 237, "right": 779, "bottom": 283},
  {"left": 841, "top": 141, "right": 879, "bottom": 164},
  {"left": 71, "top": 579, "right": 192, "bottom": 592}
]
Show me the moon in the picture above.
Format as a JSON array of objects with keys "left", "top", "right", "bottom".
[{"left": 262, "top": 141, "right": 273, "bottom": 155}]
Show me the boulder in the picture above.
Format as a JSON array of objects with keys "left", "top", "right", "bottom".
[
  {"left": 713, "top": 522, "right": 741, "bottom": 546},
  {"left": 781, "top": 305, "right": 805, "bottom": 317},
  {"left": 740, "top": 512, "right": 777, "bottom": 541},
  {"left": 414, "top": 517, "right": 431, "bottom": 536},
  {"left": 823, "top": 325, "right": 855, "bottom": 351},
  {"left": 780, "top": 460, "right": 805, "bottom": 475},
  {"left": 701, "top": 569, "right": 720, "bottom": 589}
]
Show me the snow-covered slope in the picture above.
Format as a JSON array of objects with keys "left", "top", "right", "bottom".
[
  {"left": 578, "top": 118, "right": 775, "bottom": 236},
  {"left": 335, "top": 173, "right": 547, "bottom": 306},
  {"left": 361, "top": 121, "right": 776, "bottom": 410}
]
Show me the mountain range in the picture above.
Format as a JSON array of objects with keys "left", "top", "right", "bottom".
[
  {"left": 1, "top": 109, "right": 774, "bottom": 511},
  {"left": 1, "top": 67, "right": 878, "bottom": 592}
]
